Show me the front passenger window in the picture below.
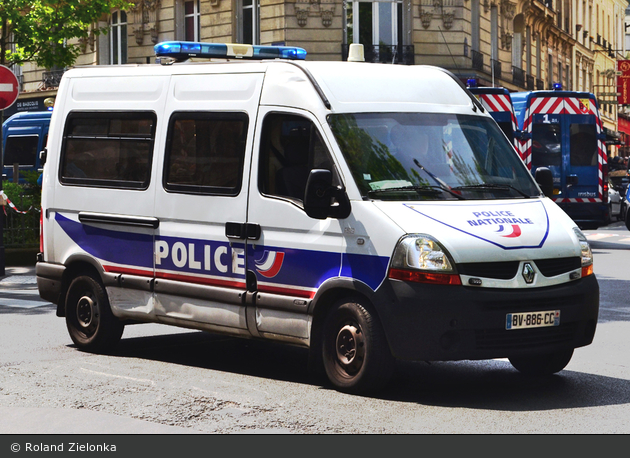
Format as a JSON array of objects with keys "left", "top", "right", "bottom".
[{"left": 258, "top": 113, "right": 339, "bottom": 202}]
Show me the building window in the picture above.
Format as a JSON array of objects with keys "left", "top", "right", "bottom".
[
  {"left": 239, "top": 0, "right": 260, "bottom": 45},
  {"left": 471, "top": 0, "right": 480, "bottom": 51},
  {"left": 184, "top": 0, "right": 200, "bottom": 41},
  {"left": 110, "top": 10, "right": 128, "bottom": 65}
]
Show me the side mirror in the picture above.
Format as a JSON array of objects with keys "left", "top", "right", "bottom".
[
  {"left": 304, "top": 169, "right": 351, "bottom": 220},
  {"left": 535, "top": 167, "right": 554, "bottom": 197},
  {"left": 39, "top": 148, "right": 47, "bottom": 166}
]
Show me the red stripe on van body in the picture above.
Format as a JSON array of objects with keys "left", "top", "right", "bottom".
[{"left": 155, "top": 270, "right": 247, "bottom": 290}]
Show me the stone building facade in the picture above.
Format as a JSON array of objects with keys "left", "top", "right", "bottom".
[{"left": 7, "top": 0, "right": 630, "bottom": 150}]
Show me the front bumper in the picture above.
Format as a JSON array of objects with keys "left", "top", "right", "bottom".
[{"left": 376, "top": 274, "right": 599, "bottom": 362}]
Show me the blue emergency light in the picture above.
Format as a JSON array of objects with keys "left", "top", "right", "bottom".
[
  {"left": 154, "top": 41, "right": 307, "bottom": 62},
  {"left": 553, "top": 82, "right": 563, "bottom": 90},
  {"left": 467, "top": 78, "right": 477, "bottom": 88}
]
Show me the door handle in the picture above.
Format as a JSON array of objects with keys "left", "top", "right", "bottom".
[
  {"left": 225, "top": 222, "right": 261, "bottom": 240},
  {"left": 566, "top": 174, "right": 579, "bottom": 188}
]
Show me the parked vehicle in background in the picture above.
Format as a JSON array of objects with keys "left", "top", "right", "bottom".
[
  {"left": 2, "top": 111, "right": 52, "bottom": 183},
  {"left": 466, "top": 84, "right": 521, "bottom": 152},
  {"left": 608, "top": 178, "right": 622, "bottom": 223},
  {"left": 511, "top": 87, "right": 609, "bottom": 230}
]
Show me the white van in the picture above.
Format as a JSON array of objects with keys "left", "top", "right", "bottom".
[{"left": 36, "top": 42, "right": 599, "bottom": 394}]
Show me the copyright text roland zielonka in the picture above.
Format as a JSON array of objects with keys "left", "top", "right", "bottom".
[{"left": 24, "top": 442, "right": 117, "bottom": 452}]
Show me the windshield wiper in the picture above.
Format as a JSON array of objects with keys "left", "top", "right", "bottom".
[
  {"left": 451, "top": 183, "right": 533, "bottom": 198},
  {"left": 367, "top": 185, "right": 466, "bottom": 200}
]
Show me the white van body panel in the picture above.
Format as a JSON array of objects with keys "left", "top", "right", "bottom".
[{"left": 36, "top": 56, "right": 599, "bottom": 383}]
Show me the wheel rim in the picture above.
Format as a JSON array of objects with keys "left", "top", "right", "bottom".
[
  {"left": 335, "top": 323, "right": 365, "bottom": 375},
  {"left": 76, "top": 294, "right": 97, "bottom": 330}
]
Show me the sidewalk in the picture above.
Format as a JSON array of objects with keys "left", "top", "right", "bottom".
[{"left": 0, "top": 265, "right": 45, "bottom": 308}]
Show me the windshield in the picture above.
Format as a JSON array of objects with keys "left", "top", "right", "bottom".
[{"left": 328, "top": 113, "right": 540, "bottom": 201}]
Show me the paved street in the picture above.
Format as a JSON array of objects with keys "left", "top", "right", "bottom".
[{"left": 0, "top": 226, "right": 629, "bottom": 434}]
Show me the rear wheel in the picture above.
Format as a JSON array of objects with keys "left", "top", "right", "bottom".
[
  {"left": 509, "top": 349, "right": 573, "bottom": 376},
  {"left": 65, "top": 273, "right": 124, "bottom": 353},
  {"left": 322, "top": 298, "right": 394, "bottom": 394}
]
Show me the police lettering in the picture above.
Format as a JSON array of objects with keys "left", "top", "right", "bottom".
[{"left": 155, "top": 240, "right": 244, "bottom": 275}]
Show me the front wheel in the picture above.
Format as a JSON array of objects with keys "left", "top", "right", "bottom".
[
  {"left": 65, "top": 273, "right": 124, "bottom": 353},
  {"left": 321, "top": 298, "right": 394, "bottom": 394},
  {"left": 509, "top": 349, "right": 573, "bottom": 376}
]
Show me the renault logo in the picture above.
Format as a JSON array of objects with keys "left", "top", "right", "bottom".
[{"left": 522, "top": 262, "right": 535, "bottom": 284}]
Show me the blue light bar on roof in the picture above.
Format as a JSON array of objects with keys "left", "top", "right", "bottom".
[{"left": 154, "top": 41, "right": 307, "bottom": 62}]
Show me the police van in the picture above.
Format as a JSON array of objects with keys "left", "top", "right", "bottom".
[
  {"left": 511, "top": 88, "right": 608, "bottom": 229},
  {"left": 2, "top": 110, "right": 52, "bottom": 183},
  {"left": 36, "top": 41, "right": 599, "bottom": 394},
  {"left": 466, "top": 84, "right": 521, "bottom": 153}
]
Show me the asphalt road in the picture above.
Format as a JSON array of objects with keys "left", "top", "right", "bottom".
[{"left": 0, "top": 224, "right": 629, "bottom": 435}]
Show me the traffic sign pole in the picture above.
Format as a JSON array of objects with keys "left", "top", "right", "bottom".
[
  {"left": 1, "top": 108, "right": 4, "bottom": 276},
  {"left": 0, "top": 65, "right": 21, "bottom": 276}
]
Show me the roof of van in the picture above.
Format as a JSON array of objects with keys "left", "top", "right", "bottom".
[
  {"left": 60, "top": 61, "right": 484, "bottom": 116},
  {"left": 467, "top": 87, "right": 511, "bottom": 96},
  {"left": 511, "top": 90, "right": 599, "bottom": 128},
  {"left": 3, "top": 110, "right": 53, "bottom": 125}
]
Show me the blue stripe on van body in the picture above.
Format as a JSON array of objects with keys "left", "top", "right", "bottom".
[
  {"left": 56, "top": 212, "right": 391, "bottom": 294},
  {"left": 55, "top": 212, "right": 154, "bottom": 270}
]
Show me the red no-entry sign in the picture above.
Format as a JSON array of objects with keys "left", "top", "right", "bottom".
[{"left": 0, "top": 65, "right": 19, "bottom": 110}]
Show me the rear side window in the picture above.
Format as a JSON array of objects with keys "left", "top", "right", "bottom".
[
  {"left": 531, "top": 123, "right": 562, "bottom": 167},
  {"left": 570, "top": 124, "right": 598, "bottom": 166},
  {"left": 60, "top": 112, "right": 156, "bottom": 189},
  {"left": 164, "top": 112, "right": 248, "bottom": 195},
  {"left": 4, "top": 135, "right": 39, "bottom": 167}
]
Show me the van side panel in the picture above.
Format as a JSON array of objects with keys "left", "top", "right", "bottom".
[
  {"left": 152, "top": 71, "right": 264, "bottom": 333},
  {"left": 46, "top": 74, "right": 169, "bottom": 319}
]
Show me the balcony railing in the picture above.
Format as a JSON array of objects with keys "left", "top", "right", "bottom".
[
  {"left": 513, "top": 66, "right": 525, "bottom": 87},
  {"left": 472, "top": 49, "right": 484, "bottom": 71},
  {"left": 341, "top": 44, "right": 415, "bottom": 65},
  {"left": 526, "top": 74, "right": 535, "bottom": 90},
  {"left": 42, "top": 70, "right": 64, "bottom": 89},
  {"left": 491, "top": 59, "right": 501, "bottom": 79}
]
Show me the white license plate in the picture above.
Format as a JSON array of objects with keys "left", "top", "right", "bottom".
[{"left": 506, "top": 310, "right": 560, "bottom": 330}]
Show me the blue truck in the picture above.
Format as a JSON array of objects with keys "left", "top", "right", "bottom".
[{"left": 2, "top": 110, "right": 52, "bottom": 183}]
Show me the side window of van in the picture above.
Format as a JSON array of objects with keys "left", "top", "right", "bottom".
[
  {"left": 164, "top": 112, "right": 248, "bottom": 195},
  {"left": 569, "top": 124, "right": 598, "bottom": 166},
  {"left": 258, "top": 113, "right": 339, "bottom": 202},
  {"left": 60, "top": 112, "right": 155, "bottom": 189},
  {"left": 4, "top": 135, "right": 39, "bottom": 167}
]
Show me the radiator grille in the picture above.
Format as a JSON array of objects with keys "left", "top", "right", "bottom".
[
  {"left": 534, "top": 257, "right": 581, "bottom": 277},
  {"left": 457, "top": 261, "right": 519, "bottom": 280},
  {"left": 457, "top": 257, "right": 581, "bottom": 280}
]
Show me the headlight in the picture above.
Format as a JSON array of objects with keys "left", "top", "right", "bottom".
[
  {"left": 573, "top": 227, "right": 594, "bottom": 277},
  {"left": 389, "top": 234, "right": 461, "bottom": 285}
]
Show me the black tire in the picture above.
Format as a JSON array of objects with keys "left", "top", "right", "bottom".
[
  {"left": 509, "top": 349, "right": 573, "bottom": 376},
  {"left": 321, "top": 298, "right": 394, "bottom": 394},
  {"left": 625, "top": 209, "right": 630, "bottom": 231},
  {"left": 65, "top": 273, "right": 124, "bottom": 353}
]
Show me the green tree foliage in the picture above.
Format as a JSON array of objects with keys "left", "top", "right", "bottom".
[{"left": 0, "top": 0, "right": 129, "bottom": 70}]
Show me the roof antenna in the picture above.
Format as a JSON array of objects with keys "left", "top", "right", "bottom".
[{"left": 439, "top": 26, "right": 460, "bottom": 74}]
